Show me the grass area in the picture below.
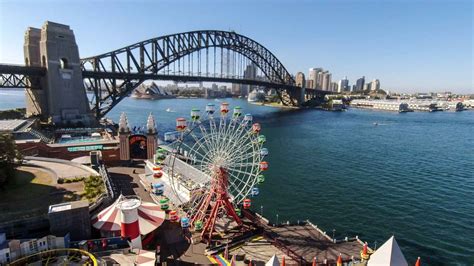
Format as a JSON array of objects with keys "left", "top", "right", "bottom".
[
  {"left": 2, "top": 167, "right": 54, "bottom": 202},
  {"left": 82, "top": 175, "right": 105, "bottom": 201},
  {"left": 0, "top": 167, "right": 99, "bottom": 224},
  {"left": 0, "top": 167, "right": 107, "bottom": 224}
]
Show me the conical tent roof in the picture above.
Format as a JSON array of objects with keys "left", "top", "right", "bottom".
[
  {"left": 266, "top": 255, "right": 280, "bottom": 266},
  {"left": 91, "top": 195, "right": 165, "bottom": 235},
  {"left": 368, "top": 236, "right": 408, "bottom": 266}
]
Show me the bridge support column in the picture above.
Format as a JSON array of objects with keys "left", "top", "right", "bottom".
[
  {"left": 288, "top": 86, "right": 305, "bottom": 106},
  {"left": 24, "top": 21, "right": 93, "bottom": 126}
]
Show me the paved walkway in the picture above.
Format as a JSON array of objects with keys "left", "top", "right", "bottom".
[
  {"left": 25, "top": 159, "right": 92, "bottom": 179},
  {"left": 107, "top": 165, "right": 154, "bottom": 203}
]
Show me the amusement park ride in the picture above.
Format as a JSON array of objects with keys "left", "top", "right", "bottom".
[{"left": 154, "top": 102, "right": 269, "bottom": 244}]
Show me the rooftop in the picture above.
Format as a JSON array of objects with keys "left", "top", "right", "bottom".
[{"left": 0, "top": 119, "right": 27, "bottom": 132}]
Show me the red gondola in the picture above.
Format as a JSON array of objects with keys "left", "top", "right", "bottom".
[
  {"left": 176, "top": 118, "right": 187, "bottom": 131},
  {"left": 243, "top": 199, "right": 251, "bottom": 209}
]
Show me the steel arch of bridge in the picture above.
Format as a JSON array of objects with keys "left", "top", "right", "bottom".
[{"left": 80, "top": 30, "right": 299, "bottom": 118}]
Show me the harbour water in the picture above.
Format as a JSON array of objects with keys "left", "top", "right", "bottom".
[{"left": 1, "top": 89, "right": 473, "bottom": 264}]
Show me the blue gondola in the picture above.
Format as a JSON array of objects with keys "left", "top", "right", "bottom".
[
  {"left": 206, "top": 103, "right": 215, "bottom": 114},
  {"left": 164, "top": 132, "right": 176, "bottom": 142},
  {"left": 251, "top": 187, "right": 260, "bottom": 197},
  {"left": 243, "top": 114, "right": 253, "bottom": 123},
  {"left": 260, "top": 148, "right": 269, "bottom": 157},
  {"left": 153, "top": 183, "right": 164, "bottom": 195},
  {"left": 181, "top": 217, "right": 190, "bottom": 228}
]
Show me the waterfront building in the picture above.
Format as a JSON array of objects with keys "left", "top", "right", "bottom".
[
  {"left": 308, "top": 68, "right": 323, "bottom": 89},
  {"left": 351, "top": 100, "right": 412, "bottom": 112},
  {"left": 231, "top": 83, "right": 241, "bottom": 95},
  {"left": 330, "top": 82, "right": 338, "bottom": 92},
  {"left": 363, "top": 83, "right": 371, "bottom": 91},
  {"left": 338, "top": 76, "right": 350, "bottom": 92},
  {"left": 295, "top": 72, "right": 305, "bottom": 88},
  {"left": 305, "top": 79, "right": 314, "bottom": 89},
  {"left": 241, "top": 63, "right": 257, "bottom": 97},
  {"left": 321, "top": 72, "right": 332, "bottom": 91},
  {"left": 355, "top": 76, "right": 365, "bottom": 91},
  {"left": 371, "top": 79, "right": 380, "bottom": 91}
]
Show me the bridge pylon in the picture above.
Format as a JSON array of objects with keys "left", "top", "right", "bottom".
[{"left": 24, "top": 21, "right": 94, "bottom": 126}]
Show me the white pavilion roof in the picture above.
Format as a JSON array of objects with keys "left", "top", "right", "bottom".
[
  {"left": 368, "top": 236, "right": 408, "bottom": 266},
  {"left": 266, "top": 255, "right": 280, "bottom": 266}
]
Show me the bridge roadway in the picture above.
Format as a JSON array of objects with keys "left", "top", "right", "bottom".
[{"left": 0, "top": 63, "right": 319, "bottom": 93}]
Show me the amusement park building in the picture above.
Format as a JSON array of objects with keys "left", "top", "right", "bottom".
[{"left": 0, "top": 232, "right": 67, "bottom": 264}]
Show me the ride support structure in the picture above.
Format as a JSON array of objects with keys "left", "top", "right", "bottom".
[{"left": 191, "top": 167, "right": 243, "bottom": 243}]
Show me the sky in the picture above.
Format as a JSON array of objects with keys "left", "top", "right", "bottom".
[{"left": 0, "top": 0, "right": 472, "bottom": 93}]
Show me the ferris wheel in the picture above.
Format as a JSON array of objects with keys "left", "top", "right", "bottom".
[{"left": 166, "top": 102, "right": 269, "bottom": 242}]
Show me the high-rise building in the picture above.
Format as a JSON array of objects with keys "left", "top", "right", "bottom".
[
  {"left": 309, "top": 68, "right": 323, "bottom": 89},
  {"left": 356, "top": 76, "right": 365, "bottom": 91},
  {"left": 364, "top": 83, "right": 371, "bottom": 91},
  {"left": 330, "top": 82, "right": 338, "bottom": 92},
  {"left": 338, "top": 76, "right": 349, "bottom": 92},
  {"left": 371, "top": 79, "right": 380, "bottom": 91},
  {"left": 305, "top": 80, "right": 314, "bottom": 89},
  {"left": 295, "top": 72, "right": 305, "bottom": 88},
  {"left": 321, "top": 72, "right": 331, "bottom": 91},
  {"left": 241, "top": 63, "right": 257, "bottom": 96}
]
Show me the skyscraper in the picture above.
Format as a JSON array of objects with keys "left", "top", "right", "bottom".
[
  {"left": 356, "top": 76, "right": 365, "bottom": 91},
  {"left": 241, "top": 63, "right": 257, "bottom": 96},
  {"left": 338, "top": 76, "right": 349, "bottom": 92},
  {"left": 371, "top": 79, "right": 380, "bottom": 91},
  {"left": 295, "top": 72, "right": 305, "bottom": 88},
  {"left": 321, "top": 72, "right": 331, "bottom": 91},
  {"left": 309, "top": 68, "right": 323, "bottom": 89}
]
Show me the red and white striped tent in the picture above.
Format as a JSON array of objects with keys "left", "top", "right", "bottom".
[{"left": 91, "top": 195, "right": 166, "bottom": 235}]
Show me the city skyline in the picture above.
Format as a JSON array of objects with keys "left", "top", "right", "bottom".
[{"left": 0, "top": 0, "right": 472, "bottom": 93}]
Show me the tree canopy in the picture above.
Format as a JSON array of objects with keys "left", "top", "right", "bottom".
[{"left": 0, "top": 134, "right": 23, "bottom": 187}]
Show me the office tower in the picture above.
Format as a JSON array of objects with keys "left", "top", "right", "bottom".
[
  {"left": 309, "top": 68, "right": 323, "bottom": 89},
  {"left": 295, "top": 72, "right": 305, "bottom": 87},
  {"left": 356, "top": 76, "right": 365, "bottom": 91},
  {"left": 371, "top": 79, "right": 380, "bottom": 91},
  {"left": 321, "top": 72, "right": 331, "bottom": 91},
  {"left": 338, "top": 76, "right": 349, "bottom": 92}
]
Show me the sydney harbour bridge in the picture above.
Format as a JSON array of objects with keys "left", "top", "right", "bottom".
[{"left": 0, "top": 22, "right": 328, "bottom": 123}]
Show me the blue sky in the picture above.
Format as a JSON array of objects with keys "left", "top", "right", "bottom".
[{"left": 0, "top": 0, "right": 472, "bottom": 93}]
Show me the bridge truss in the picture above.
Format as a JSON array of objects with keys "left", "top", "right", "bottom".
[
  {"left": 81, "top": 30, "right": 300, "bottom": 118},
  {"left": 0, "top": 30, "right": 329, "bottom": 119}
]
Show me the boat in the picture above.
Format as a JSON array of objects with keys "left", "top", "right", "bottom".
[{"left": 166, "top": 108, "right": 175, "bottom": 113}]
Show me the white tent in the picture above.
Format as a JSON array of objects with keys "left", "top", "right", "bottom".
[
  {"left": 368, "top": 236, "right": 408, "bottom": 266},
  {"left": 266, "top": 255, "right": 280, "bottom": 266}
]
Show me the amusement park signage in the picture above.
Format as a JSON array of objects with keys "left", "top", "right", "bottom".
[
  {"left": 67, "top": 145, "right": 103, "bottom": 152},
  {"left": 129, "top": 134, "right": 147, "bottom": 159}
]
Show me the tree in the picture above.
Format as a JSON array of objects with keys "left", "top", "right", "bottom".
[{"left": 0, "top": 134, "right": 23, "bottom": 188}]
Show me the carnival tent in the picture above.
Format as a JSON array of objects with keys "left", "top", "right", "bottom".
[
  {"left": 367, "top": 236, "right": 408, "bottom": 266},
  {"left": 91, "top": 195, "right": 166, "bottom": 235}
]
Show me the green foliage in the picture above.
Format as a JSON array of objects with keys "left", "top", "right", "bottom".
[
  {"left": 58, "top": 176, "right": 85, "bottom": 184},
  {"left": 0, "top": 134, "right": 23, "bottom": 187},
  {"left": 83, "top": 175, "right": 105, "bottom": 200},
  {"left": 0, "top": 108, "right": 26, "bottom": 120}
]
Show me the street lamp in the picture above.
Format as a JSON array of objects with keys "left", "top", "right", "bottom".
[
  {"left": 260, "top": 205, "right": 263, "bottom": 216},
  {"left": 332, "top": 229, "right": 336, "bottom": 240},
  {"left": 276, "top": 214, "right": 279, "bottom": 225}
]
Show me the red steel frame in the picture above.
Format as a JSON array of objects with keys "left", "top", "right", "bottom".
[{"left": 191, "top": 167, "right": 243, "bottom": 242}]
